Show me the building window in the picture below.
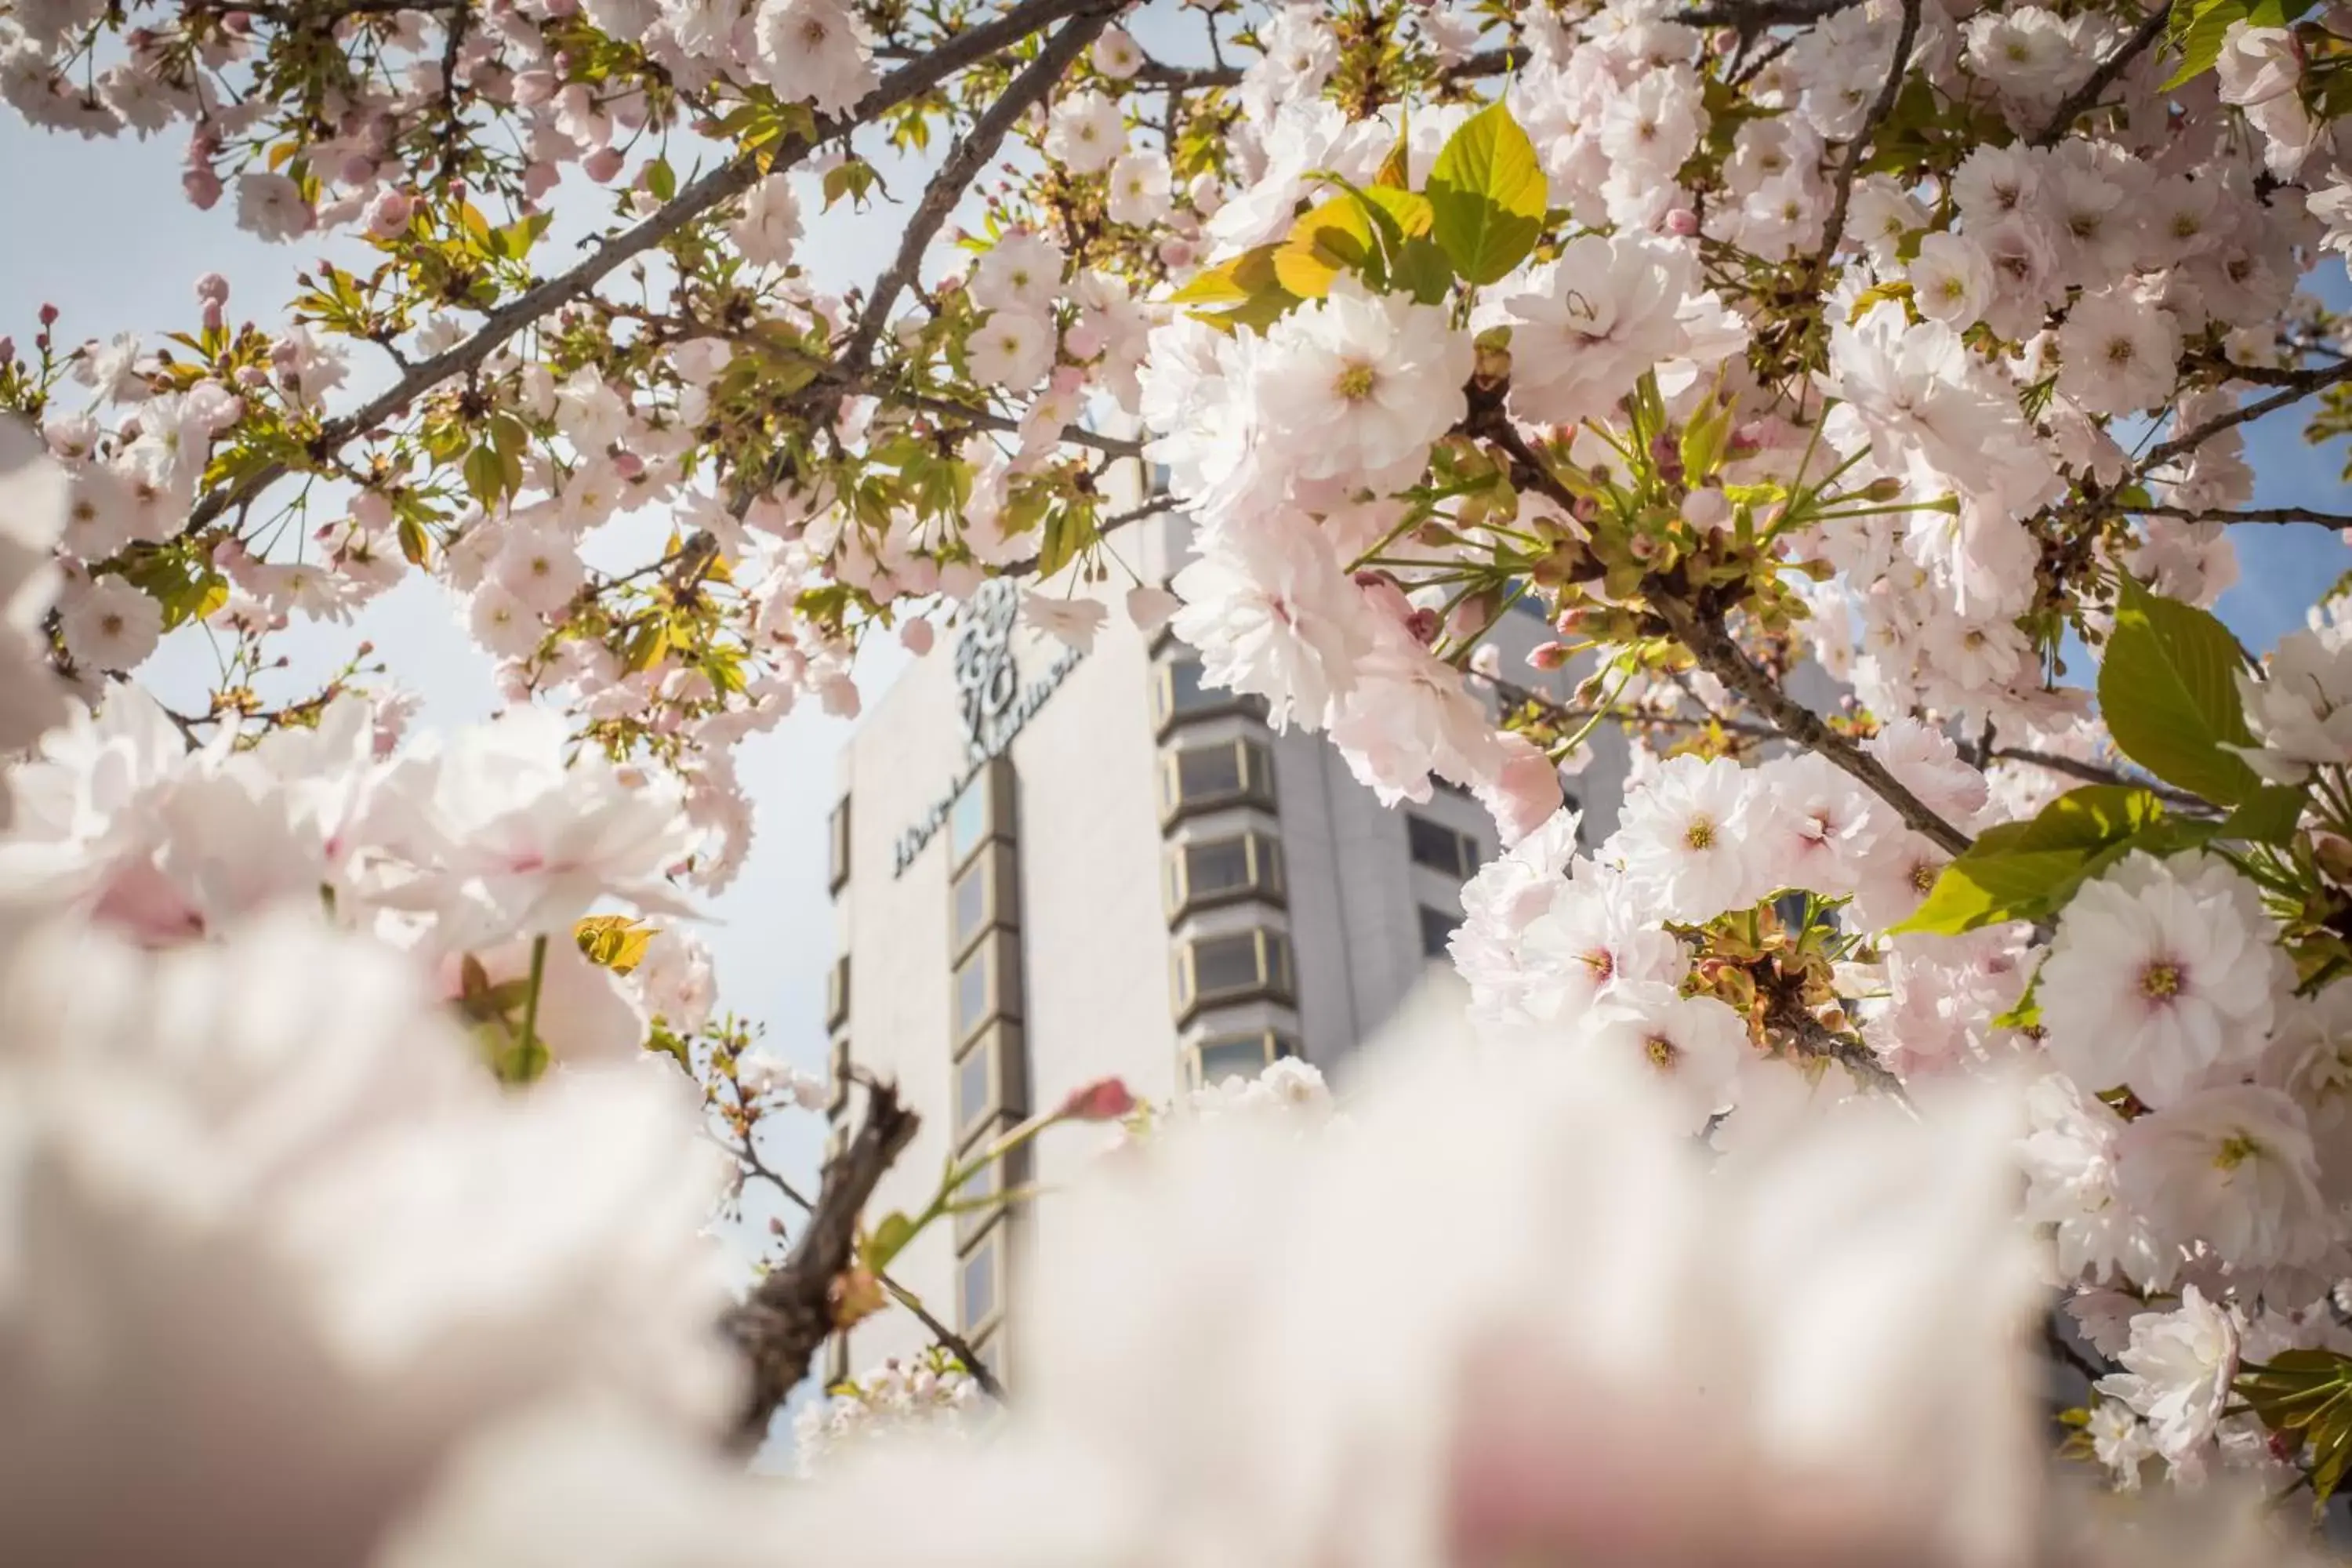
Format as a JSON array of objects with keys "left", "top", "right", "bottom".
[
  {"left": 950, "top": 841, "right": 1020, "bottom": 960},
  {"left": 1163, "top": 831, "right": 1284, "bottom": 922},
  {"left": 953, "top": 931, "right": 1023, "bottom": 1047},
  {"left": 1172, "top": 928, "right": 1294, "bottom": 1022},
  {"left": 1150, "top": 658, "right": 1262, "bottom": 735},
  {"left": 826, "top": 794, "right": 851, "bottom": 894},
  {"left": 825, "top": 953, "right": 850, "bottom": 1031},
  {"left": 959, "top": 1225, "right": 1007, "bottom": 1338},
  {"left": 952, "top": 1137, "right": 1028, "bottom": 1249},
  {"left": 826, "top": 1035, "right": 851, "bottom": 1118},
  {"left": 1418, "top": 905, "right": 1458, "bottom": 959},
  {"left": 1406, "top": 814, "right": 1482, "bottom": 880},
  {"left": 1157, "top": 737, "right": 1276, "bottom": 825},
  {"left": 1187, "top": 1029, "right": 1299, "bottom": 1088},
  {"left": 953, "top": 1022, "right": 1028, "bottom": 1150},
  {"left": 948, "top": 757, "right": 1017, "bottom": 870}
]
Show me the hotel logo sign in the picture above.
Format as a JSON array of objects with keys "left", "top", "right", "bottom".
[{"left": 891, "top": 578, "right": 1082, "bottom": 876}]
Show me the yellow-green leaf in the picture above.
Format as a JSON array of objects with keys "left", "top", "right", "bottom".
[
  {"left": 1425, "top": 101, "right": 1547, "bottom": 286},
  {"left": 1272, "top": 196, "right": 1377, "bottom": 299}
]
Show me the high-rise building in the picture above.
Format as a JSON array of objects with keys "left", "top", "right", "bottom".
[{"left": 818, "top": 511, "right": 1632, "bottom": 1385}]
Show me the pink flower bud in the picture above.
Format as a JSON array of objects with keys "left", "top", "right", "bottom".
[
  {"left": 1664, "top": 208, "right": 1699, "bottom": 238},
  {"left": 194, "top": 272, "right": 230, "bottom": 306},
  {"left": 1529, "top": 641, "right": 1570, "bottom": 671},
  {"left": 582, "top": 145, "right": 624, "bottom": 183},
  {"left": 1156, "top": 237, "right": 1196, "bottom": 270},
  {"left": 900, "top": 617, "right": 936, "bottom": 655},
  {"left": 183, "top": 169, "right": 223, "bottom": 210},
  {"left": 201, "top": 302, "right": 225, "bottom": 334},
  {"left": 1064, "top": 321, "right": 1105, "bottom": 359},
  {"left": 1055, "top": 1076, "right": 1137, "bottom": 1122},
  {"left": 0, "top": 339, "right": 13, "bottom": 365},
  {"left": 1404, "top": 606, "right": 1441, "bottom": 645},
  {"left": 38, "top": 304, "right": 57, "bottom": 326},
  {"left": 337, "top": 152, "right": 376, "bottom": 187},
  {"left": 612, "top": 451, "right": 644, "bottom": 480},
  {"left": 523, "top": 162, "right": 560, "bottom": 202}
]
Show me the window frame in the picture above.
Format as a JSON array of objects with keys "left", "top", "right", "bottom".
[
  {"left": 949, "top": 840, "right": 1021, "bottom": 962},
  {"left": 1171, "top": 927, "right": 1296, "bottom": 1023},
  {"left": 1149, "top": 657, "right": 1261, "bottom": 737},
  {"left": 1405, "top": 813, "right": 1482, "bottom": 880},
  {"left": 957, "top": 1221, "right": 1010, "bottom": 1339},
  {"left": 952, "top": 930, "right": 1025, "bottom": 1049},
  {"left": 1162, "top": 830, "right": 1286, "bottom": 924},
  {"left": 948, "top": 757, "right": 1018, "bottom": 873},
  {"left": 1157, "top": 737, "right": 1277, "bottom": 827},
  {"left": 826, "top": 1034, "right": 851, "bottom": 1118},
  {"left": 826, "top": 793, "right": 851, "bottom": 894},
  {"left": 950, "top": 1127, "right": 1029, "bottom": 1250},
  {"left": 951, "top": 1021, "right": 1029, "bottom": 1152},
  {"left": 1417, "top": 903, "right": 1459, "bottom": 960},
  {"left": 825, "top": 953, "right": 850, "bottom": 1032},
  {"left": 1185, "top": 1029, "right": 1301, "bottom": 1090}
]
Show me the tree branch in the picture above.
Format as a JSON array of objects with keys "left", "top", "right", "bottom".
[
  {"left": 2140, "top": 358, "right": 2352, "bottom": 474},
  {"left": 2029, "top": 0, "right": 2171, "bottom": 148},
  {"left": 878, "top": 1275, "right": 1005, "bottom": 1401},
  {"left": 1809, "top": 0, "right": 1920, "bottom": 278},
  {"left": 2134, "top": 503, "right": 2352, "bottom": 529},
  {"left": 1129, "top": 44, "right": 1522, "bottom": 92},
  {"left": 1772, "top": 1004, "right": 1913, "bottom": 1105},
  {"left": 1675, "top": 0, "right": 1865, "bottom": 29},
  {"left": 1468, "top": 409, "right": 1973, "bottom": 856},
  {"left": 177, "top": 0, "right": 1115, "bottom": 540},
  {"left": 1991, "top": 746, "right": 2215, "bottom": 812},
  {"left": 721, "top": 1081, "right": 921, "bottom": 1450}
]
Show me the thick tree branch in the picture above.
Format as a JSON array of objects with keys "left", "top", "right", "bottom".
[
  {"left": 1809, "top": 0, "right": 1920, "bottom": 278},
  {"left": 1773, "top": 1004, "right": 1913, "bottom": 1104},
  {"left": 722, "top": 1082, "right": 921, "bottom": 1450},
  {"left": 178, "top": 0, "right": 1112, "bottom": 539},
  {"left": 2029, "top": 1, "right": 2171, "bottom": 147}
]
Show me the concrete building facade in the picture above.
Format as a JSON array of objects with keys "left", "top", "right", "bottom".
[{"left": 818, "top": 511, "right": 1631, "bottom": 1385}]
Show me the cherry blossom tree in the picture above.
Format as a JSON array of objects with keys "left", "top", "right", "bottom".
[{"left": 10, "top": 0, "right": 2352, "bottom": 1557}]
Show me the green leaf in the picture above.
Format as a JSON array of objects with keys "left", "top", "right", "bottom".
[
  {"left": 862, "top": 1210, "right": 918, "bottom": 1273},
  {"left": 1035, "top": 504, "right": 1098, "bottom": 579},
  {"left": 1893, "top": 786, "right": 2168, "bottom": 935},
  {"left": 2099, "top": 577, "right": 2263, "bottom": 805},
  {"left": 2165, "top": 0, "right": 2256, "bottom": 89},
  {"left": 2220, "top": 781, "right": 2310, "bottom": 844},
  {"left": 1425, "top": 100, "right": 1547, "bottom": 286},
  {"left": 645, "top": 155, "right": 676, "bottom": 202},
  {"left": 1392, "top": 237, "right": 1456, "bottom": 306}
]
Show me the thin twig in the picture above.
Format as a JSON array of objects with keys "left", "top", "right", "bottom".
[
  {"left": 2030, "top": 1, "right": 2172, "bottom": 147},
  {"left": 1774, "top": 1005, "right": 1914, "bottom": 1106},
  {"left": 879, "top": 1276, "right": 1006, "bottom": 1400},
  {"left": 1809, "top": 0, "right": 1921, "bottom": 278},
  {"left": 2134, "top": 503, "right": 2352, "bottom": 528},
  {"left": 1129, "top": 44, "right": 1522, "bottom": 92},
  {"left": 175, "top": 0, "right": 1115, "bottom": 541},
  {"left": 1677, "top": 0, "right": 1864, "bottom": 28},
  {"left": 2140, "top": 358, "right": 2352, "bottom": 474}
]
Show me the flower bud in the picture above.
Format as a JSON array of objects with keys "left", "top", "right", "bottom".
[
  {"left": 1664, "top": 208, "right": 1699, "bottom": 238},
  {"left": 1529, "top": 641, "right": 1571, "bottom": 671},
  {"left": 582, "top": 145, "right": 624, "bottom": 183},
  {"left": 194, "top": 272, "right": 230, "bottom": 306},
  {"left": 1054, "top": 1076, "right": 1138, "bottom": 1121},
  {"left": 183, "top": 169, "right": 223, "bottom": 209},
  {"left": 901, "top": 617, "right": 936, "bottom": 656},
  {"left": 1404, "top": 606, "right": 1441, "bottom": 644},
  {"left": 365, "top": 188, "right": 412, "bottom": 238}
]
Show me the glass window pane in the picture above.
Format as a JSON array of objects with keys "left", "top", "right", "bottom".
[
  {"left": 956, "top": 1043, "right": 992, "bottom": 1133},
  {"left": 949, "top": 776, "right": 990, "bottom": 863},
  {"left": 1168, "top": 659, "right": 1216, "bottom": 714},
  {"left": 1193, "top": 933, "right": 1263, "bottom": 997},
  {"left": 1197, "top": 1034, "right": 1270, "bottom": 1086},
  {"left": 953, "top": 856, "right": 992, "bottom": 950},
  {"left": 960, "top": 1238, "right": 998, "bottom": 1330},
  {"left": 1407, "top": 815, "right": 1464, "bottom": 876},
  {"left": 955, "top": 947, "right": 992, "bottom": 1039},
  {"left": 1177, "top": 744, "right": 1243, "bottom": 802},
  {"left": 1419, "top": 905, "right": 1457, "bottom": 959},
  {"left": 1185, "top": 837, "right": 1253, "bottom": 898}
]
